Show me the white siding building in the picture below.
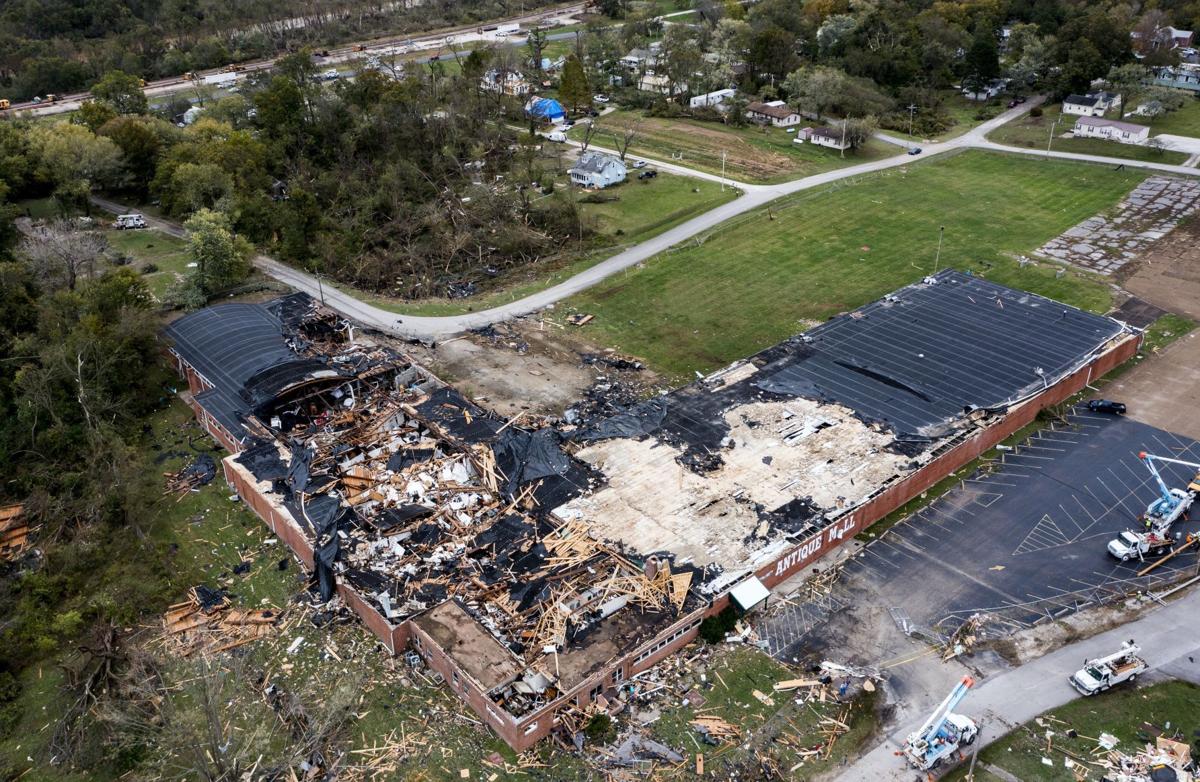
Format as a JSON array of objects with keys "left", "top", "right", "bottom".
[{"left": 1072, "top": 117, "right": 1150, "bottom": 145}]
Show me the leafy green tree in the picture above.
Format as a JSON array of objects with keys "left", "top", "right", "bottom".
[
  {"left": 91, "top": 70, "right": 149, "bottom": 115},
  {"left": 962, "top": 29, "right": 1000, "bottom": 93},
  {"left": 179, "top": 208, "right": 251, "bottom": 303},
  {"left": 99, "top": 116, "right": 165, "bottom": 196},
  {"left": 76, "top": 100, "right": 119, "bottom": 133},
  {"left": 27, "top": 123, "right": 124, "bottom": 205},
  {"left": 558, "top": 55, "right": 591, "bottom": 112},
  {"left": 784, "top": 65, "right": 892, "bottom": 118}
]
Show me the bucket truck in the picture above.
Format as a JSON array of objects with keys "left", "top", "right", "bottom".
[
  {"left": 1069, "top": 640, "right": 1147, "bottom": 696},
  {"left": 1136, "top": 452, "right": 1199, "bottom": 530},
  {"left": 902, "top": 676, "right": 979, "bottom": 771}
]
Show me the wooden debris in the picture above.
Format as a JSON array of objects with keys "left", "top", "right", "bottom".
[
  {"left": 567, "top": 313, "right": 594, "bottom": 326},
  {"left": 160, "top": 588, "right": 279, "bottom": 656},
  {"left": 0, "top": 503, "right": 34, "bottom": 560}
]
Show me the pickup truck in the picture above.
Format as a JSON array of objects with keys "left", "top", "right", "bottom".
[{"left": 1069, "top": 641, "right": 1147, "bottom": 696}]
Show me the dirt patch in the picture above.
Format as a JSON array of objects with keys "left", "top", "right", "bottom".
[
  {"left": 1117, "top": 216, "right": 1200, "bottom": 320},
  {"left": 604, "top": 115, "right": 798, "bottom": 180},
  {"left": 406, "top": 317, "right": 664, "bottom": 419}
]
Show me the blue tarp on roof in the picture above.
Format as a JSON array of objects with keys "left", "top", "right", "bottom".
[{"left": 526, "top": 97, "right": 565, "bottom": 120}]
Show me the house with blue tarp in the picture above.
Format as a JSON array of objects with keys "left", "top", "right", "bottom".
[{"left": 525, "top": 96, "right": 565, "bottom": 123}]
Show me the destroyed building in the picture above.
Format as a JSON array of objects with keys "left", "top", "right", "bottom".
[{"left": 164, "top": 273, "right": 1139, "bottom": 751}]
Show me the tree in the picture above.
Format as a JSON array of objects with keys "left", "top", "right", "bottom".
[
  {"left": 962, "top": 29, "right": 1000, "bottom": 94},
  {"left": 784, "top": 66, "right": 892, "bottom": 118},
  {"left": 559, "top": 55, "right": 591, "bottom": 113},
  {"left": 179, "top": 209, "right": 251, "bottom": 303},
  {"left": 840, "top": 116, "right": 878, "bottom": 150},
  {"left": 614, "top": 119, "right": 642, "bottom": 161},
  {"left": 99, "top": 117, "right": 166, "bottom": 197},
  {"left": 28, "top": 123, "right": 124, "bottom": 198},
  {"left": 19, "top": 220, "right": 109, "bottom": 291},
  {"left": 527, "top": 27, "right": 549, "bottom": 75},
  {"left": 76, "top": 101, "right": 118, "bottom": 133},
  {"left": 90, "top": 70, "right": 148, "bottom": 115}
]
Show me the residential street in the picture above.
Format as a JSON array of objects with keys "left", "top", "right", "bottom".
[
  {"left": 839, "top": 584, "right": 1200, "bottom": 780},
  {"left": 93, "top": 98, "right": 1200, "bottom": 341}
]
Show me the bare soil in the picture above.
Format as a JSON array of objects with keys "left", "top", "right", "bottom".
[
  {"left": 406, "top": 317, "right": 664, "bottom": 419},
  {"left": 1109, "top": 217, "right": 1200, "bottom": 438}
]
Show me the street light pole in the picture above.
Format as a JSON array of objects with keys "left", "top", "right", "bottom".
[{"left": 907, "top": 103, "right": 917, "bottom": 149}]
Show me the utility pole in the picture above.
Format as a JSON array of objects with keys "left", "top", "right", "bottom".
[
  {"left": 316, "top": 271, "right": 325, "bottom": 305},
  {"left": 1046, "top": 116, "right": 1062, "bottom": 158},
  {"left": 933, "top": 225, "right": 945, "bottom": 274},
  {"left": 840, "top": 119, "right": 847, "bottom": 159},
  {"left": 907, "top": 103, "right": 918, "bottom": 149},
  {"left": 720, "top": 149, "right": 726, "bottom": 191}
]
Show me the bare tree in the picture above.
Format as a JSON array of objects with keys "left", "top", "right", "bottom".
[
  {"left": 20, "top": 219, "right": 109, "bottom": 291},
  {"left": 614, "top": 119, "right": 642, "bottom": 161},
  {"left": 579, "top": 120, "right": 599, "bottom": 153}
]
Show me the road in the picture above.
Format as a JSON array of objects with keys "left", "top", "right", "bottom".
[
  {"left": 3, "top": 3, "right": 587, "bottom": 118},
  {"left": 91, "top": 97, "right": 1200, "bottom": 341},
  {"left": 838, "top": 582, "right": 1200, "bottom": 780}
]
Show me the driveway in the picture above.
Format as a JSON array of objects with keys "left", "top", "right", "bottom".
[{"left": 838, "top": 583, "right": 1200, "bottom": 780}]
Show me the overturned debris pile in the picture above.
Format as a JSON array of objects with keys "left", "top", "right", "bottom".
[{"left": 161, "top": 586, "right": 279, "bottom": 656}]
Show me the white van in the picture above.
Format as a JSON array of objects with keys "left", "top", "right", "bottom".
[
  {"left": 115, "top": 214, "right": 147, "bottom": 230},
  {"left": 546, "top": 130, "right": 567, "bottom": 143}
]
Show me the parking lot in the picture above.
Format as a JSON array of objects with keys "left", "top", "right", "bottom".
[
  {"left": 844, "top": 407, "right": 1200, "bottom": 635},
  {"left": 762, "top": 407, "right": 1200, "bottom": 659}
]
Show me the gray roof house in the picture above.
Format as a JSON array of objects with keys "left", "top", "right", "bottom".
[{"left": 568, "top": 151, "right": 627, "bottom": 189}]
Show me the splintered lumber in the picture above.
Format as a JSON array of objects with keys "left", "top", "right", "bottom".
[
  {"left": 774, "top": 679, "right": 821, "bottom": 692},
  {"left": 690, "top": 715, "right": 740, "bottom": 739},
  {"left": 0, "top": 503, "right": 33, "bottom": 560}
]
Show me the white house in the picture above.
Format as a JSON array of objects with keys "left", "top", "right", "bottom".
[
  {"left": 1064, "top": 91, "right": 1122, "bottom": 116},
  {"left": 1072, "top": 116, "right": 1150, "bottom": 145},
  {"left": 1062, "top": 93, "right": 1104, "bottom": 116},
  {"left": 689, "top": 88, "right": 736, "bottom": 111},
  {"left": 796, "top": 126, "right": 850, "bottom": 150},
  {"left": 745, "top": 100, "right": 802, "bottom": 127},
  {"left": 962, "top": 78, "right": 1007, "bottom": 101},
  {"left": 182, "top": 106, "right": 204, "bottom": 125},
  {"left": 568, "top": 151, "right": 627, "bottom": 189},
  {"left": 481, "top": 69, "right": 531, "bottom": 96},
  {"left": 638, "top": 73, "right": 674, "bottom": 94}
]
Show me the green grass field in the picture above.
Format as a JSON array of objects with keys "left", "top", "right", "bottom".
[
  {"left": 987, "top": 104, "right": 1190, "bottom": 164},
  {"left": 1146, "top": 94, "right": 1200, "bottom": 136},
  {"left": 563, "top": 150, "right": 1145, "bottom": 379},
  {"left": 569, "top": 108, "right": 895, "bottom": 184},
  {"left": 945, "top": 680, "right": 1200, "bottom": 782},
  {"left": 106, "top": 228, "right": 191, "bottom": 299}
]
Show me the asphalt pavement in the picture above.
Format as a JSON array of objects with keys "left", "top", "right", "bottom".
[{"left": 838, "top": 582, "right": 1200, "bottom": 780}]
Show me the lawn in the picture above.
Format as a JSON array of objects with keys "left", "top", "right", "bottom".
[
  {"left": 944, "top": 680, "right": 1200, "bottom": 782},
  {"left": 569, "top": 108, "right": 896, "bottom": 184},
  {"left": 881, "top": 90, "right": 1004, "bottom": 142},
  {"left": 1147, "top": 93, "right": 1200, "bottom": 137},
  {"left": 106, "top": 228, "right": 191, "bottom": 300},
  {"left": 987, "top": 104, "right": 1190, "bottom": 164},
  {"left": 350, "top": 171, "right": 737, "bottom": 317},
  {"left": 563, "top": 150, "right": 1145, "bottom": 379}
]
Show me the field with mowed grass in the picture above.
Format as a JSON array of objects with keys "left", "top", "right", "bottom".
[
  {"left": 570, "top": 108, "right": 895, "bottom": 183},
  {"left": 563, "top": 150, "right": 1146, "bottom": 379},
  {"left": 943, "top": 680, "right": 1200, "bottom": 782}
]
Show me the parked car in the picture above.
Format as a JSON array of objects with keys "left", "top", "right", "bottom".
[
  {"left": 561, "top": 119, "right": 575, "bottom": 128},
  {"left": 587, "top": 109, "right": 600, "bottom": 117},
  {"left": 637, "top": 169, "right": 658, "bottom": 180},
  {"left": 114, "top": 214, "right": 148, "bottom": 230},
  {"left": 546, "top": 131, "right": 567, "bottom": 143},
  {"left": 593, "top": 94, "right": 610, "bottom": 103},
  {"left": 632, "top": 160, "right": 648, "bottom": 169},
  {"left": 1087, "top": 399, "right": 1127, "bottom": 415},
  {"left": 907, "top": 147, "right": 922, "bottom": 155},
  {"left": 323, "top": 69, "right": 340, "bottom": 81}
]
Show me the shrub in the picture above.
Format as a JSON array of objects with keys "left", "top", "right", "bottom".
[
  {"left": 1029, "top": 106, "right": 1043, "bottom": 118},
  {"left": 584, "top": 713, "right": 617, "bottom": 744}
]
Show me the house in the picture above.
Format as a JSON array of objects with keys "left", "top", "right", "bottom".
[
  {"left": 689, "top": 88, "right": 736, "bottom": 111},
  {"left": 568, "top": 150, "right": 627, "bottom": 189},
  {"left": 524, "top": 96, "right": 565, "bottom": 123},
  {"left": 962, "top": 78, "right": 1007, "bottom": 101},
  {"left": 1151, "top": 63, "right": 1200, "bottom": 92},
  {"left": 1072, "top": 116, "right": 1150, "bottom": 145},
  {"left": 1130, "top": 99, "right": 1165, "bottom": 117},
  {"left": 1134, "top": 25, "right": 1194, "bottom": 52},
  {"left": 638, "top": 73, "right": 674, "bottom": 95},
  {"left": 1063, "top": 94, "right": 1102, "bottom": 116},
  {"left": 182, "top": 106, "right": 204, "bottom": 125},
  {"left": 481, "top": 69, "right": 531, "bottom": 96},
  {"left": 797, "top": 126, "right": 850, "bottom": 150},
  {"left": 746, "top": 100, "right": 802, "bottom": 127},
  {"left": 620, "top": 45, "right": 660, "bottom": 71}
]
